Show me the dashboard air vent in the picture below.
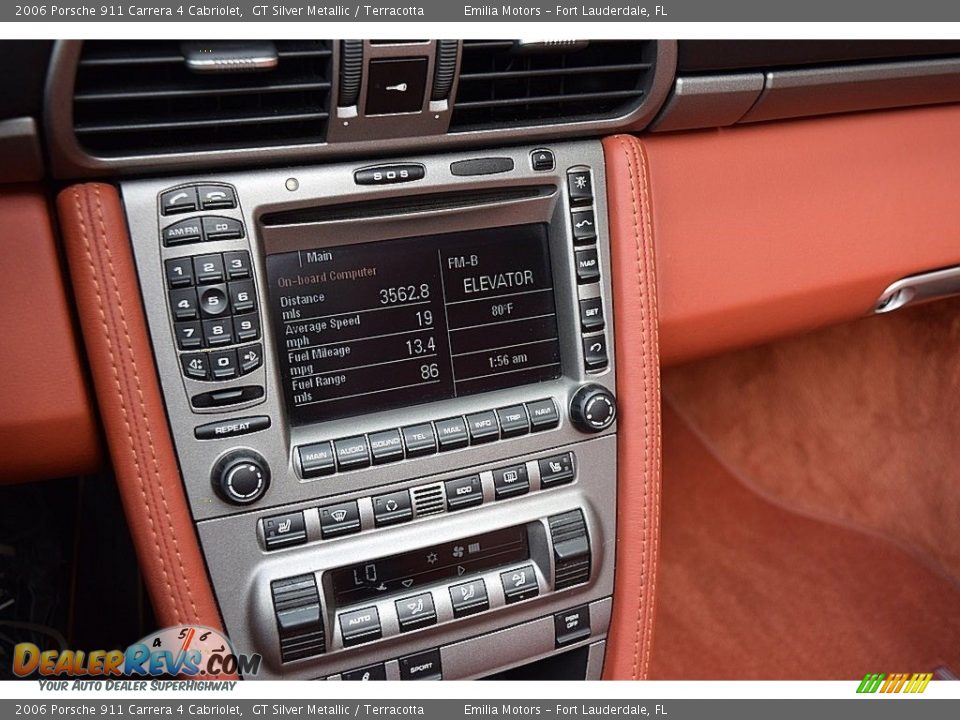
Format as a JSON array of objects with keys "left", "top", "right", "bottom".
[
  {"left": 450, "top": 40, "right": 656, "bottom": 131},
  {"left": 72, "top": 40, "right": 332, "bottom": 156}
]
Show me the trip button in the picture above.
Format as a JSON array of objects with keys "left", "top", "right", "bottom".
[
  {"left": 398, "top": 648, "right": 442, "bottom": 681},
  {"left": 492, "top": 464, "right": 530, "bottom": 500},
  {"left": 162, "top": 217, "right": 204, "bottom": 246},
  {"left": 334, "top": 436, "right": 370, "bottom": 471},
  {"left": 202, "top": 215, "right": 244, "bottom": 241},
  {"left": 539, "top": 453, "right": 576, "bottom": 488},
  {"left": 263, "top": 511, "right": 307, "bottom": 550},
  {"left": 434, "top": 416, "right": 468, "bottom": 451},
  {"left": 555, "top": 605, "right": 591, "bottom": 647},
  {"left": 319, "top": 500, "right": 361, "bottom": 538},
  {"left": 579, "top": 296, "right": 605, "bottom": 331},
  {"left": 449, "top": 578, "right": 488, "bottom": 618},
  {"left": 501, "top": 565, "right": 539, "bottom": 604},
  {"left": 401, "top": 423, "right": 437, "bottom": 457},
  {"left": 444, "top": 474, "right": 482, "bottom": 511},
  {"left": 160, "top": 187, "right": 198, "bottom": 215},
  {"left": 582, "top": 333, "right": 609, "bottom": 371},
  {"left": 298, "top": 442, "right": 335, "bottom": 478},
  {"left": 526, "top": 398, "right": 560, "bottom": 431},
  {"left": 339, "top": 606, "right": 382, "bottom": 647},
  {"left": 571, "top": 209, "right": 597, "bottom": 244},
  {"left": 198, "top": 185, "right": 237, "bottom": 210},
  {"left": 575, "top": 248, "right": 601, "bottom": 283},
  {"left": 369, "top": 429, "right": 404, "bottom": 464},
  {"left": 395, "top": 592, "right": 437, "bottom": 632},
  {"left": 165, "top": 257, "right": 194, "bottom": 287},
  {"left": 466, "top": 410, "right": 499, "bottom": 444},
  {"left": 372, "top": 490, "right": 413, "bottom": 527},
  {"left": 496, "top": 405, "right": 529, "bottom": 438}
]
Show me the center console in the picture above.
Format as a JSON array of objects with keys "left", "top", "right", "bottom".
[{"left": 120, "top": 140, "right": 618, "bottom": 680}]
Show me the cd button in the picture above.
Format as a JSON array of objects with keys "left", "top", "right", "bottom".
[
  {"left": 372, "top": 490, "right": 413, "bottom": 527},
  {"left": 334, "top": 436, "right": 370, "bottom": 471},
  {"left": 496, "top": 405, "right": 530, "bottom": 438},
  {"left": 369, "top": 429, "right": 404, "bottom": 464},
  {"left": 395, "top": 592, "right": 437, "bottom": 633},
  {"left": 492, "top": 464, "right": 530, "bottom": 500},
  {"left": 526, "top": 398, "right": 560, "bottom": 431},
  {"left": 444, "top": 474, "right": 482, "bottom": 511},
  {"left": 202, "top": 215, "right": 244, "bottom": 241},
  {"left": 466, "top": 410, "right": 500, "bottom": 444},
  {"left": 162, "top": 217, "right": 203, "bottom": 246},
  {"left": 434, "top": 416, "right": 469, "bottom": 451},
  {"left": 319, "top": 500, "right": 361, "bottom": 538},
  {"left": 401, "top": 423, "right": 437, "bottom": 457},
  {"left": 339, "top": 606, "right": 382, "bottom": 647},
  {"left": 449, "top": 578, "right": 488, "bottom": 618},
  {"left": 501, "top": 565, "right": 539, "bottom": 604},
  {"left": 298, "top": 442, "right": 335, "bottom": 478}
]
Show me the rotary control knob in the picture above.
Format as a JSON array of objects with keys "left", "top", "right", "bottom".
[
  {"left": 570, "top": 384, "right": 617, "bottom": 433},
  {"left": 212, "top": 450, "right": 270, "bottom": 505}
]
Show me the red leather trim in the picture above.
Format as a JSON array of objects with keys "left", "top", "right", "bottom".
[
  {"left": 646, "top": 104, "right": 960, "bottom": 365},
  {"left": 56, "top": 184, "right": 227, "bottom": 640},
  {"left": 0, "top": 184, "right": 100, "bottom": 483},
  {"left": 601, "top": 135, "right": 663, "bottom": 680}
]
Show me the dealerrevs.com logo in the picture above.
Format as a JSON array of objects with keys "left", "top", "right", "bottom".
[{"left": 13, "top": 625, "right": 261, "bottom": 679}]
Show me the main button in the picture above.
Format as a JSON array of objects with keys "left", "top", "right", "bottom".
[
  {"left": 492, "top": 464, "right": 530, "bottom": 500},
  {"left": 444, "top": 474, "right": 482, "bottom": 511},
  {"left": 319, "top": 500, "right": 361, "bottom": 538},
  {"left": 434, "top": 416, "right": 469, "bottom": 451},
  {"left": 334, "top": 436, "right": 370, "bottom": 471},
  {"left": 466, "top": 411, "right": 500, "bottom": 444},
  {"left": 539, "top": 452, "right": 576, "bottom": 488},
  {"left": 501, "top": 565, "right": 539, "bottom": 604},
  {"left": 194, "top": 415, "right": 270, "bottom": 440},
  {"left": 263, "top": 511, "right": 307, "bottom": 550},
  {"left": 526, "top": 398, "right": 560, "bottom": 431},
  {"left": 339, "top": 606, "right": 382, "bottom": 647},
  {"left": 398, "top": 648, "right": 442, "bottom": 681},
  {"left": 496, "top": 405, "right": 530, "bottom": 438},
  {"left": 369, "top": 429, "right": 404, "bottom": 464},
  {"left": 372, "top": 490, "right": 413, "bottom": 527},
  {"left": 395, "top": 592, "right": 437, "bottom": 633},
  {"left": 401, "top": 423, "right": 437, "bottom": 457},
  {"left": 298, "top": 441, "right": 335, "bottom": 478},
  {"left": 449, "top": 578, "right": 489, "bottom": 618}
]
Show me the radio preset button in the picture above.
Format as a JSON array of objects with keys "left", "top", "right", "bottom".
[
  {"left": 369, "top": 429, "right": 404, "bottom": 464},
  {"left": 202, "top": 317, "right": 234, "bottom": 346},
  {"left": 263, "top": 510, "right": 307, "bottom": 550},
  {"left": 233, "top": 314, "right": 261, "bottom": 342},
  {"left": 449, "top": 578, "right": 489, "bottom": 618},
  {"left": 193, "top": 254, "right": 225, "bottom": 284},
  {"left": 229, "top": 280, "right": 256, "bottom": 313},
  {"left": 434, "top": 416, "right": 469, "bottom": 451},
  {"left": 398, "top": 648, "right": 442, "bottom": 681},
  {"left": 333, "top": 436, "right": 370, "bottom": 471},
  {"left": 223, "top": 250, "right": 252, "bottom": 280},
  {"left": 372, "top": 490, "right": 413, "bottom": 527},
  {"left": 401, "top": 423, "right": 437, "bottom": 457},
  {"left": 202, "top": 215, "right": 245, "bottom": 241},
  {"left": 526, "top": 398, "right": 560, "bottom": 431},
  {"left": 444, "top": 474, "right": 483, "bottom": 511},
  {"left": 492, "top": 464, "right": 530, "bottom": 500},
  {"left": 539, "top": 452, "right": 576, "bottom": 488},
  {"left": 501, "top": 565, "right": 539, "bottom": 604},
  {"left": 496, "top": 405, "right": 530, "bottom": 438},
  {"left": 319, "top": 500, "right": 361, "bottom": 538},
  {"left": 162, "top": 217, "right": 204, "bottom": 246},
  {"left": 169, "top": 288, "right": 199, "bottom": 321},
  {"left": 160, "top": 187, "right": 198, "bottom": 215},
  {"left": 466, "top": 411, "right": 500, "bottom": 444},
  {"left": 165, "top": 257, "right": 195, "bottom": 287},
  {"left": 198, "top": 284, "right": 230, "bottom": 318},
  {"left": 209, "top": 349, "right": 239, "bottom": 380},
  {"left": 395, "top": 592, "right": 437, "bottom": 633},
  {"left": 339, "top": 606, "right": 382, "bottom": 647},
  {"left": 299, "top": 442, "right": 336, "bottom": 478},
  {"left": 174, "top": 320, "right": 202, "bottom": 350}
]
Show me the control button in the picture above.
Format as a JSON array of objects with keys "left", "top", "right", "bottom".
[
  {"left": 496, "top": 405, "right": 530, "bottom": 438},
  {"left": 567, "top": 169, "right": 594, "bottom": 205},
  {"left": 193, "top": 254, "right": 225, "bottom": 284},
  {"left": 194, "top": 415, "right": 270, "bottom": 441},
  {"left": 212, "top": 450, "right": 270, "bottom": 505},
  {"left": 298, "top": 442, "right": 336, "bottom": 478},
  {"left": 582, "top": 333, "right": 609, "bottom": 371},
  {"left": 555, "top": 605, "right": 591, "bottom": 647},
  {"left": 162, "top": 217, "right": 204, "bottom": 246},
  {"left": 209, "top": 349, "right": 239, "bottom": 380},
  {"left": 401, "top": 423, "right": 437, "bottom": 457},
  {"left": 263, "top": 510, "right": 307, "bottom": 550},
  {"left": 169, "top": 288, "right": 199, "bottom": 321},
  {"left": 575, "top": 248, "right": 601, "bottom": 284},
  {"left": 174, "top": 320, "right": 203, "bottom": 350},
  {"left": 233, "top": 314, "right": 261, "bottom": 342},
  {"left": 444, "top": 474, "right": 482, "bottom": 511},
  {"left": 197, "top": 185, "right": 237, "bottom": 210},
  {"left": 492, "top": 464, "right": 530, "bottom": 500},
  {"left": 191, "top": 385, "right": 264, "bottom": 409},
  {"left": 466, "top": 410, "right": 500, "bottom": 444},
  {"left": 530, "top": 148, "right": 555, "bottom": 172},
  {"left": 501, "top": 565, "right": 539, "bottom": 604},
  {"left": 579, "top": 297, "right": 605, "bottom": 331},
  {"left": 372, "top": 490, "right": 413, "bottom": 527},
  {"left": 398, "top": 648, "right": 442, "bottom": 681},
  {"left": 229, "top": 280, "right": 256, "bottom": 313},
  {"left": 223, "top": 250, "right": 252, "bottom": 280},
  {"left": 334, "top": 436, "right": 370, "bottom": 471},
  {"left": 365, "top": 58, "right": 428, "bottom": 115},
  {"left": 164, "top": 257, "right": 195, "bottom": 287},
  {"left": 434, "top": 416, "right": 469, "bottom": 451},
  {"left": 181, "top": 353, "right": 209, "bottom": 380},
  {"left": 160, "top": 187, "right": 198, "bottom": 215},
  {"left": 202, "top": 215, "right": 244, "bottom": 241},
  {"left": 571, "top": 209, "right": 598, "bottom": 245},
  {"left": 198, "top": 284, "right": 230, "bottom": 317},
  {"left": 203, "top": 317, "right": 234, "bottom": 346},
  {"left": 319, "top": 500, "right": 361, "bottom": 538},
  {"left": 342, "top": 663, "right": 387, "bottom": 681},
  {"left": 369, "top": 429, "right": 404, "bottom": 464},
  {"left": 354, "top": 164, "right": 425, "bottom": 185},
  {"left": 339, "top": 606, "right": 382, "bottom": 647},
  {"left": 238, "top": 344, "right": 263, "bottom": 374},
  {"left": 570, "top": 384, "right": 617, "bottom": 433},
  {"left": 449, "top": 578, "right": 488, "bottom": 618},
  {"left": 526, "top": 398, "right": 560, "bottom": 431},
  {"left": 395, "top": 592, "right": 437, "bottom": 632},
  {"left": 539, "top": 452, "right": 576, "bottom": 488}
]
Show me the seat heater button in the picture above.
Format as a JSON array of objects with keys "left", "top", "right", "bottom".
[
  {"left": 395, "top": 592, "right": 437, "bottom": 632},
  {"left": 539, "top": 452, "right": 576, "bottom": 488},
  {"left": 339, "top": 606, "right": 382, "bottom": 647},
  {"left": 262, "top": 510, "right": 307, "bottom": 550}
]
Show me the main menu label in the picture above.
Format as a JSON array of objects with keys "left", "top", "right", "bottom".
[{"left": 265, "top": 224, "right": 561, "bottom": 425}]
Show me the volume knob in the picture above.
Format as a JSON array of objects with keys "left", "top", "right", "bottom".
[
  {"left": 570, "top": 384, "right": 617, "bottom": 433},
  {"left": 212, "top": 450, "right": 270, "bottom": 505}
]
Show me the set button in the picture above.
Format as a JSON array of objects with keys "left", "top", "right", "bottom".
[{"left": 579, "top": 297, "right": 605, "bottom": 331}]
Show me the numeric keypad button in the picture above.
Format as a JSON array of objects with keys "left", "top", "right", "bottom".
[
  {"left": 174, "top": 320, "right": 203, "bottom": 350},
  {"left": 181, "top": 353, "right": 209, "bottom": 380},
  {"left": 164, "top": 258, "right": 194, "bottom": 288},
  {"left": 198, "top": 284, "right": 230, "bottom": 318},
  {"left": 233, "top": 314, "right": 260, "bottom": 342},
  {"left": 169, "top": 288, "right": 199, "bottom": 321},
  {"left": 193, "top": 254, "right": 225, "bottom": 284},
  {"left": 203, "top": 318, "right": 234, "bottom": 346},
  {"left": 229, "top": 280, "right": 256, "bottom": 313},
  {"left": 223, "top": 251, "right": 252, "bottom": 280}
]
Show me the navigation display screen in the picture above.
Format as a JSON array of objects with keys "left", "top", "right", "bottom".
[{"left": 265, "top": 224, "right": 561, "bottom": 425}]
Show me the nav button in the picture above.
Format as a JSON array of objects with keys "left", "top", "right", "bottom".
[{"left": 526, "top": 398, "right": 560, "bottom": 431}]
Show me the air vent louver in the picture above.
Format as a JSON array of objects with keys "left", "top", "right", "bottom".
[
  {"left": 72, "top": 40, "right": 332, "bottom": 156},
  {"left": 450, "top": 40, "right": 656, "bottom": 131}
]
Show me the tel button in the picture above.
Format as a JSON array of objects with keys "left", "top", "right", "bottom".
[{"left": 160, "top": 187, "right": 198, "bottom": 215}]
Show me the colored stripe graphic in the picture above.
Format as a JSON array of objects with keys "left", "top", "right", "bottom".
[{"left": 857, "top": 672, "right": 932, "bottom": 693}]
